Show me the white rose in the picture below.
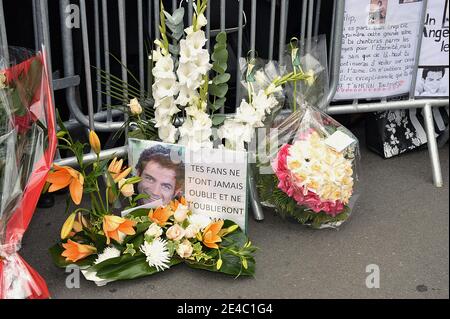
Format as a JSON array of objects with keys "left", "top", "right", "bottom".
[
  {"left": 145, "top": 223, "right": 163, "bottom": 239},
  {"left": 184, "top": 224, "right": 199, "bottom": 239},
  {"left": 176, "top": 240, "right": 193, "bottom": 259},
  {"left": 127, "top": 98, "right": 143, "bottom": 115},
  {"left": 118, "top": 179, "right": 134, "bottom": 197},
  {"left": 188, "top": 214, "right": 211, "bottom": 231},
  {"left": 166, "top": 224, "right": 185, "bottom": 241},
  {"left": 174, "top": 204, "right": 189, "bottom": 223}
]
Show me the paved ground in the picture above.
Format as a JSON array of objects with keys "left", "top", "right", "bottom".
[{"left": 21, "top": 124, "right": 449, "bottom": 299}]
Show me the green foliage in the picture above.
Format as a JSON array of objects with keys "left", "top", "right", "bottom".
[
  {"left": 208, "top": 31, "right": 230, "bottom": 117},
  {"left": 164, "top": 7, "right": 185, "bottom": 62},
  {"left": 257, "top": 173, "right": 349, "bottom": 229}
]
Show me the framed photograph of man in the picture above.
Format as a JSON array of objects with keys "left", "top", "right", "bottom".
[
  {"left": 126, "top": 138, "right": 249, "bottom": 232},
  {"left": 128, "top": 139, "right": 185, "bottom": 208}
]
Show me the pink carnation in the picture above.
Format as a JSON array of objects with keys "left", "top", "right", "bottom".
[{"left": 273, "top": 144, "right": 345, "bottom": 217}]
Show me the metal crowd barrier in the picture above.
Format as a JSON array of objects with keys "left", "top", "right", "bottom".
[{"left": 0, "top": 0, "right": 447, "bottom": 220}]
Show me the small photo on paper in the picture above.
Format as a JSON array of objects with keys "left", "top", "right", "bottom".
[
  {"left": 368, "top": 0, "right": 388, "bottom": 25},
  {"left": 128, "top": 139, "right": 185, "bottom": 207},
  {"left": 443, "top": 0, "right": 449, "bottom": 28},
  {"left": 415, "top": 66, "right": 449, "bottom": 98},
  {"left": 399, "top": 0, "right": 422, "bottom": 4}
]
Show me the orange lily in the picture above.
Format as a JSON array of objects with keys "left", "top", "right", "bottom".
[
  {"left": 108, "top": 157, "right": 132, "bottom": 182},
  {"left": 170, "top": 196, "right": 187, "bottom": 211},
  {"left": 202, "top": 220, "right": 224, "bottom": 249},
  {"left": 89, "top": 130, "right": 101, "bottom": 154},
  {"left": 47, "top": 164, "right": 84, "bottom": 205},
  {"left": 61, "top": 239, "right": 97, "bottom": 262},
  {"left": 103, "top": 215, "right": 136, "bottom": 244},
  {"left": 148, "top": 206, "right": 173, "bottom": 226}
]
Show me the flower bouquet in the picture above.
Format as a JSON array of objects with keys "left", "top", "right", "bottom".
[
  {"left": 48, "top": 126, "right": 256, "bottom": 285},
  {"left": 103, "top": 0, "right": 314, "bottom": 152},
  {"left": 257, "top": 105, "right": 360, "bottom": 229},
  {"left": 0, "top": 47, "right": 57, "bottom": 299}
]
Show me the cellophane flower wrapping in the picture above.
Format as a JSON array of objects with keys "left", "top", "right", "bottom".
[
  {"left": 0, "top": 47, "right": 56, "bottom": 298},
  {"left": 282, "top": 35, "right": 329, "bottom": 110},
  {"left": 257, "top": 102, "right": 361, "bottom": 229}
]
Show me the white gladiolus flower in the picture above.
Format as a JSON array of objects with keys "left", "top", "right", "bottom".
[
  {"left": 186, "top": 30, "right": 208, "bottom": 51},
  {"left": 218, "top": 119, "right": 254, "bottom": 151},
  {"left": 151, "top": 46, "right": 162, "bottom": 62},
  {"left": 175, "top": 85, "right": 199, "bottom": 106},
  {"left": 252, "top": 90, "right": 279, "bottom": 116},
  {"left": 158, "top": 124, "right": 178, "bottom": 144},
  {"left": 153, "top": 55, "right": 176, "bottom": 80},
  {"left": 254, "top": 70, "right": 268, "bottom": 86},
  {"left": 140, "top": 238, "right": 171, "bottom": 271},
  {"left": 235, "top": 99, "right": 265, "bottom": 128},
  {"left": 152, "top": 78, "right": 179, "bottom": 100},
  {"left": 176, "top": 62, "right": 202, "bottom": 89},
  {"left": 94, "top": 246, "right": 121, "bottom": 265},
  {"left": 196, "top": 13, "right": 207, "bottom": 29},
  {"left": 264, "top": 83, "right": 282, "bottom": 95},
  {"left": 145, "top": 223, "right": 163, "bottom": 239}
]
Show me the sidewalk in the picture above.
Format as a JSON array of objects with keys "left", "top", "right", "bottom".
[{"left": 21, "top": 130, "right": 449, "bottom": 299}]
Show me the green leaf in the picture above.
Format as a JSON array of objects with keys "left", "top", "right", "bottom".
[
  {"left": 123, "top": 243, "right": 137, "bottom": 256},
  {"left": 212, "top": 48, "right": 228, "bottom": 62},
  {"left": 212, "top": 63, "right": 225, "bottom": 74},
  {"left": 215, "top": 31, "right": 227, "bottom": 44},
  {"left": 209, "top": 83, "right": 228, "bottom": 98},
  {"left": 213, "top": 73, "right": 231, "bottom": 84},
  {"left": 96, "top": 257, "right": 182, "bottom": 281},
  {"left": 211, "top": 114, "right": 227, "bottom": 126}
]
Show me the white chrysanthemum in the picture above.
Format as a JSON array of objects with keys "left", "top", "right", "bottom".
[
  {"left": 94, "top": 246, "right": 121, "bottom": 265},
  {"left": 140, "top": 238, "right": 171, "bottom": 271}
]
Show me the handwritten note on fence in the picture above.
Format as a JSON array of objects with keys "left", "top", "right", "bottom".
[{"left": 335, "top": 0, "right": 423, "bottom": 100}]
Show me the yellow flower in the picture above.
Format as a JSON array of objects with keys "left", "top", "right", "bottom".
[
  {"left": 60, "top": 213, "right": 76, "bottom": 239},
  {"left": 89, "top": 130, "right": 101, "bottom": 154}
]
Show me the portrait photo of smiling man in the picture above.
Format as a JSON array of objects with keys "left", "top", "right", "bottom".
[{"left": 132, "top": 142, "right": 185, "bottom": 207}]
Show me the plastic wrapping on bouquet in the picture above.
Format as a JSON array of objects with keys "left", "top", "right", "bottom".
[{"left": 0, "top": 47, "right": 56, "bottom": 299}]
